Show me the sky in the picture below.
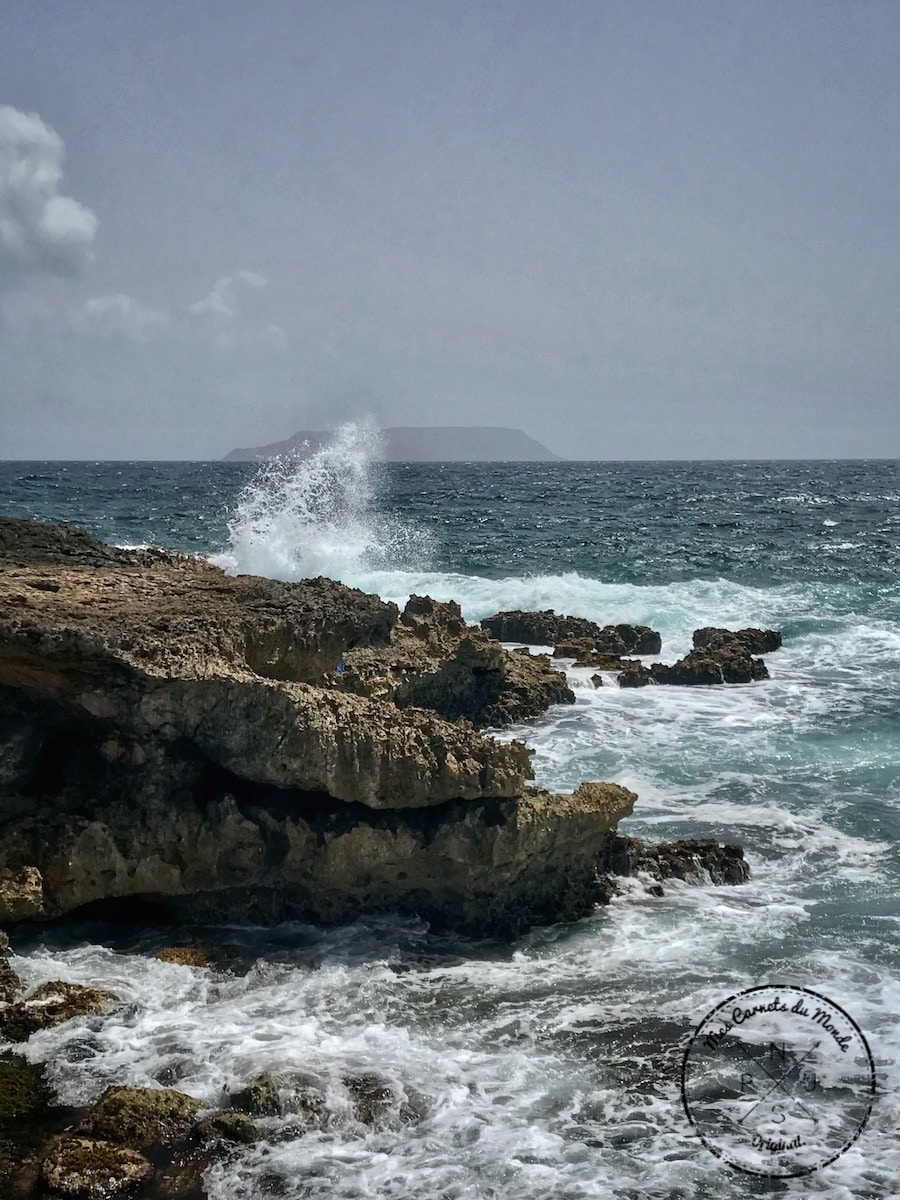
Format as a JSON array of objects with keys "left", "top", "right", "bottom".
[{"left": 0, "top": 0, "right": 898, "bottom": 460}]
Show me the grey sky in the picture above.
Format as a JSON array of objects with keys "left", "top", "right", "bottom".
[{"left": 0, "top": 0, "right": 897, "bottom": 459}]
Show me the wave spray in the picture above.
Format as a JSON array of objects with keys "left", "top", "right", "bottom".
[{"left": 215, "top": 421, "right": 432, "bottom": 583}]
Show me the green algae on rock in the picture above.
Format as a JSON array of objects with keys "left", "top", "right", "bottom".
[
  {"left": 77, "top": 1085, "right": 202, "bottom": 1150},
  {"left": 0, "top": 981, "right": 116, "bottom": 1043}
]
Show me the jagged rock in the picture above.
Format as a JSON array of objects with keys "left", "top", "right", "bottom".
[
  {"left": 0, "top": 867, "right": 43, "bottom": 922},
  {"left": 340, "top": 595, "right": 574, "bottom": 727},
  {"left": 0, "top": 930, "right": 7, "bottom": 953},
  {"left": 590, "top": 673, "right": 604, "bottom": 688},
  {"left": 616, "top": 661, "right": 653, "bottom": 688},
  {"left": 78, "top": 1085, "right": 201, "bottom": 1150},
  {"left": 39, "top": 1135, "right": 153, "bottom": 1199},
  {"left": 650, "top": 647, "right": 769, "bottom": 685},
  {"left": 693, "top": 626, "right": 782, "bottom": 654},
  {"left": 481, "top": 609, "right": 601, "bottom": 645},
  {"left": 229, "top": 1071, "right": 325, "bottom": 1125},
  {"left": 0, "top": 519, "right": 746, "bottom": 937},
  {"left": 0, "top": 981, "right": 116, "bottom": 1043},
  {"left": 602, "top": 834, "right": 749, "bottom": 886}
]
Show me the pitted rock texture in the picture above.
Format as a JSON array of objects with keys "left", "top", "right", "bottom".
[
  {"left": 482, "top": 609, "right": 661, "bottom": 656},
  {"left": 0, "top": 519, "right": 747, "bottom": 936},
  {"left": 339, "top": 595, "right": 575, "bottom": 727},
  {"left": 692, "top": 626, "right": 783, "bottom": 655},
  {"left": 0, "top": 982, "right": 117, "bottom": 1043}
]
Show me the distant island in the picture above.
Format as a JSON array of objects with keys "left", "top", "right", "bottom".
[{"left": 223, "top": 426, "right": 560, "bottom": 462}]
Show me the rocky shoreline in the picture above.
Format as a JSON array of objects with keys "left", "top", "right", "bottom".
[{"left": 0, "top": 516, "right": 763, "bottom": 1197}]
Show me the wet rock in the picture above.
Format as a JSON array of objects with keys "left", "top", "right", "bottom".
[
  {"left": 614, "top": 624, "right": 662, "bottom": 656},
  {"left": 78, "top": 1085, "right": 201, "bottom": 1150},
  {"left": 39, "top": 1135, "right": 153, "bottom": 1199},
  {"left": 480, "top": 609, "right": 602, "bottom": 645},
  {"left": 0, "top": 866, "right": 43, "bottom": 922},
  {"left": 602, "top": 834, "right": 750, "bottom": 887},
  {"left": 192, "top": 1112, "right": 260, "bottom": 1146},
  {"left": 590, "top": 673, "right": 604, "bottom": 688},
  {"left": 650, "top": 647, "right": 768, "bottom": 685},
  {"left": 0, "top": 957, "right": 22, "bottom": 1003},
  {"left": 693, "top": 626, "right": 782, "bottom": 654},
  {"left": 153, "top": 945, "right": 213, "bottom": 968},
  {"left": 0, "top": 1055, "right": 51, "bottom": 1118},
  {"left": 0, "top": 930, "right": 7, "bottom": 953},
  {"left": 229, "top": 1071, "right": 325, "bottom": 1126},
  {"left": 153, "top": 1148, "right": 214, "bottom": 1200},
  {"left": 616, "top": 661, "right": 653, "bottom": 688},
  {"left": 344, "top": 1073, "right": 392, "bottom": 1125},
  {"left": 0, "top": 981, "right": 116, "bottom": 1043}
]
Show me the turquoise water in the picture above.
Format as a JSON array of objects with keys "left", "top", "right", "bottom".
[{"left": 1, "top": 449, "right": 899, "bottom": 1198}]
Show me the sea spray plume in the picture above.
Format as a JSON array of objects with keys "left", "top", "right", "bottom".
[{"left": 218, "top": 422, "right": 432, "bottom": 582}]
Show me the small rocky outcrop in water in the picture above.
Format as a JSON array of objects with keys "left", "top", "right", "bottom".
[
  {"left": 602, "top": 834, "right": 750, "bottom": 887},
  {"left": 692, "top": 626, "right": 782, "bottom": 655},
  {"left": 481, "top": 609, "right": 662, "bottom": 655},
  {"left": 338, "top": 594, "right": 575, "bottom": 726}
]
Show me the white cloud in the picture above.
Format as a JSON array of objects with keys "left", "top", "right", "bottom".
[
  {"left": 77, "top": 293, "right": 171, "bottom": 341},
  {"left": 0, "top": 106, "right": 98, "bottom": 281},
  {"left": 188, "top": 270, "right": 268, "bottom": 322}
]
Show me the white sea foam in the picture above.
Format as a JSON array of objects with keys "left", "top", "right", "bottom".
[{"left": 213, "top": 421, "right": 432, "bottom": 581}]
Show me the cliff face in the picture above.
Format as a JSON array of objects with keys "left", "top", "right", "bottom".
[
  {"left": 0, "top": 518, "right": 636, "bottom": 935},
  {"left": 224, "top": 426, "right": 560, "bottom": 462}
]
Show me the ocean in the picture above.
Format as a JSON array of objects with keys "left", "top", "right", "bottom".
[{"left": 1, "top": 432, "right": 899, "bottom": 1198}]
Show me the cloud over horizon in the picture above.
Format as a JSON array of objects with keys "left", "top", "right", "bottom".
[{"left": 0, "top": 105, "right": 97, "bottom": 282}]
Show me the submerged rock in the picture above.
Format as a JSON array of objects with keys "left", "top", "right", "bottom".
[
  {"left": 0, "top": 981, "right": 116, "bottom": 1043},
  {"left": 78, "top": 1085, "right": 201, "bottom": 1150},
  {"left": 39, "top": 1135, "right": 153, "bottom": 1199},
  {"left": 229, "top": 1071, "right": 325, "bottom": 1126},
  {"left": 192, "top": 1112, "right": 260, "bottom": 1146}
]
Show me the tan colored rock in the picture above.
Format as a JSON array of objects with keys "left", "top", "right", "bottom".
[
  {"left": 39, "top": 1135, "right": 153, "bottom": 1199},
  {"left": 0, "top": 956, "right": 22, "bottom": 1002},
  {"left": 0, "top": 866, "right": 43, "bottom": 921},
  {"left": 153, "top": 945, "right": 212, "bottom": 968},
  {"left": 0, "top": 981, "right": 116, "bottom": 1042}
]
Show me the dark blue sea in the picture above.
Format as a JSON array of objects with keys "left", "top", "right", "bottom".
[{"left": 1, "top": 438, "right": 898, "bottom": 1198}]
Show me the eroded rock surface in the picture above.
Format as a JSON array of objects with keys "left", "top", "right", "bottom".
[
  {"left": 39, "top": 1135, "right": 153, "bottom": 1199},
  {"left": 339, "top": 595, "right": 574, "bottom": 726},
  {"left": 0, "top": 519, "right": 747, "bottom": 936},
  {"left": 77, "top": 1086, "right": 201, "bottom": 1150},
  {"left": 693, "top": 626, "right": 782, "bottom": 655},
  {"left": 482, "top": 609, "right": 662, "bottom": 656},
  {"left": 0, "top": 982, "right": 116, "bottom": 1043}
]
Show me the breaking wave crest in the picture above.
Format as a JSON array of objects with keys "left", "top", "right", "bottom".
[{"left": 213, "top": 421, "right": 432, "bottom": 582}]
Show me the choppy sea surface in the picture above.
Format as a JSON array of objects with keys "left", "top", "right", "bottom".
[{"left": 1, "top": 435, "right": 899, "bottom": 1198}]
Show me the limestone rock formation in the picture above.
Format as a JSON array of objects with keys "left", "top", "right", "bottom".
[
  {"left": 481, "top": 609, "right": 662, "bottom": 656},
  {"left": 692, "top": 626, "right": 782, "bottom": 654},
  {"left": 0, "top": 518, "right": 747, "bottom": 938},
  {"left": 340, "top": 595, "right": 574, "bottom": 726}
]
